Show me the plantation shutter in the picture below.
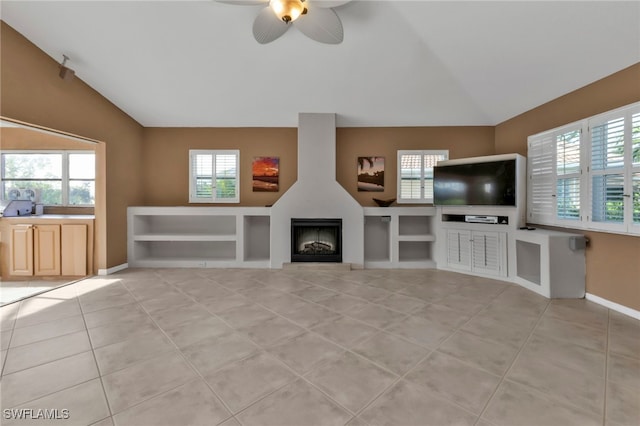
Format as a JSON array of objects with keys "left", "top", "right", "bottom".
[
  {"left": 399, "top": 153, "right": 422, "bottom": 201},
  {"left": 423, "top": 153, "right": 447, "bottom": 201},
  {"left": 189, "top": 150, "right": 239, "bottom": 203},
  {"left": 215, "top": 154, "right": 238, "bottom": 200},
  {"left": 192, "top": 153, "right": 213, "bottom": 200},
  {"left": 590, "top": 115, "right": 625, "bottom": 224},
  {"left": 397, "top": 150, "right": 448, "bottom": 203},
  {"left": 555, "top": 127, "right": 582, "bottom": 221},
  {"left": 632, "top": 113, "right": 640, "bottom": 226},
  {"left": 527, "top": 102, "right": 639, "bottom": 234},
  {"left": 527, "top": 133, "right": 555, "bottom": 224}
]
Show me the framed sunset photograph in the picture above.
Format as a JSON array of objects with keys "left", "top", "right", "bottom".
[
  {"left": 252, "top": 156, "right": 279, "bottom": 192},
  {"left": 357, "top": 156, "right": 384, "bottom": 192}
]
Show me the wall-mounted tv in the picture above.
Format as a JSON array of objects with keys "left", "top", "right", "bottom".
[{"left": 434, "top": 159, "right": 517, "bottom": 206}]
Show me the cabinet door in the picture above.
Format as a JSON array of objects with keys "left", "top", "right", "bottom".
[
  {"left": 10, "top": 225, "right": 33, "bottom": 276},
  {"left": 34, "top": 224, "right": 61, "bottom": 276},
  {"left": 471, "top": 231, "right": 504, "bottom": 276},
  {"left": 446, "top": 229, "right": 471, "bottom": 271},
  {"left": 61, "top": 224, "right": 87, "bottom": 276}
]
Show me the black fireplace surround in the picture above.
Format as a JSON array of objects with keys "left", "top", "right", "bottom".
[{"left": 291, "top": 218, "right": 342, "bottom": 263}]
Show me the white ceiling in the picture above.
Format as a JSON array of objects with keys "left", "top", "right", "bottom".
[{"left": 2, "top": 1, "right": 639, "bottom": 127}]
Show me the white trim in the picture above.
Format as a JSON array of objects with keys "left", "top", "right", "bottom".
[
  {"left": 98, "top": 263, "right": 128, "bottom": 276},
  {"left": 585, "top": 292, "right": 640, "bottom": 320}
]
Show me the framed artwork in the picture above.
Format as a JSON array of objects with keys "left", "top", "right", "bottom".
[
  {"left": 252, "top": 156, "right": 279, "bottom": 192},
  {"left": 358, "top": 157, "right": 384, "bottom": 192}
]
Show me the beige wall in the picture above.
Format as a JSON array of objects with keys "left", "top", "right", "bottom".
[
  {"left": 1, "top": 21, "right": 144, "bottom": 268},
  {"left": 141, "top": 126, "right": 494, "bottom": 207},
  {"left": 141, "top": 128, "right": 297, "bottom": 206},
  {"left": 495, "top": 63, "right": 640, "bottom": 311},
  {"left": 336, "top": 127, "right": 495, "bottom": 206}
]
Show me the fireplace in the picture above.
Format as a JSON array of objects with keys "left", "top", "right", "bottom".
[{"left": 291, "top": 218, "right": 342, "bottom": 262}]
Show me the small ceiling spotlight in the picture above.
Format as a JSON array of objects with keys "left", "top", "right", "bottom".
[{"left": 59, "top": 54, "right": 75, "bottom": 81}]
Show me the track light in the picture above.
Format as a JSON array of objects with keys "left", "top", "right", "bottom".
[{"left": 59, "top": 54, "right": 75, "bottom": 81}]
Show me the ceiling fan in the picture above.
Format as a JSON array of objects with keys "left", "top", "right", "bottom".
[{"left": 216, "top": 0, "right": 351, "bottom": 44}]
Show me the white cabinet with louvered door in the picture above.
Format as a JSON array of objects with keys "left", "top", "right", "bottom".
[
  {"left": 470, "top": 231, "right": 505, "bottom": 276},
  {"left": 446, "top": 229, "right": 471, "bottom": 271},
  {"left": 445, "top": 229, "right": 507, "bottom": 277}
]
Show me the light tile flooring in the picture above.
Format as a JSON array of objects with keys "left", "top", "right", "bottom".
[
  {"left": 1, "top": 278, "right": 75, "bottom": 306},
  {"left": 0, "top": 268, "right": 639, "bottom": 426}
]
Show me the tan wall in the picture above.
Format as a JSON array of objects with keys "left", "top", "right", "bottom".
[
  {"left": 141, "top": 128, "right": 297, "bottom": 206},
  {"left": 337, "top": 127, "right": 496, "bottom": 206},
  {"left": 1, "top": 21, "right": 144, "bottom": 268},
  {"left": 495, "top": 63, "right": 640, "bottom": 311},
  {"left": 1, "top": 127, "right": 95, "bottom": 150}
]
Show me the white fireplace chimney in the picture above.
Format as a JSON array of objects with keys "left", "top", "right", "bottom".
[{"left": 270, "top": 113, "right": 364, "bottom": 268}]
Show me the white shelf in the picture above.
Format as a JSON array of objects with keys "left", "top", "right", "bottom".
[
  {"left": 363, "top": 207, "right": 437, "bottom": 269},
  {"left": 397, "top": 235, "right": 435, "bottom": 242},
  {"left": 128, "top": 207, "right": 270, "bottom": 268},
  {"left": 133, "top": 234, "right": 237, "bottom": 242}
]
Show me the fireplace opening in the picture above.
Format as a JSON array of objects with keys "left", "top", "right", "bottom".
[{"left": 291, "top": 218, "right": 342, "bottom": 263}]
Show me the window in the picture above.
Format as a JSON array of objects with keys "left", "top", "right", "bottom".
[
  {"left": 1, "top": 151, "right": 95, "bottom": 206},
  {"left": 527, "top": 102, "right": 640, "bottom": 235},
  {"left": 397, "top": 150, "right": 448, "bottom": 203},
  {"left": 189, "top": 150, "right": 239, "bottom": 203}
]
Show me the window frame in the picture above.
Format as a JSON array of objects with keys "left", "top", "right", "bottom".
[
  {"left": 397, "top": 149, "right": 449, "bottom": 204},
  {"left": 188, "top": 149, "right": 240, "bottom": 204},
  {"left": 0, "top": 150, "right": 96, "bottom": 207},
  {"left": 527, "top": 102, "right": 640, "bottom": 236}
]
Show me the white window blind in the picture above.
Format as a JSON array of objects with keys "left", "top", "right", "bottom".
[
  {"left": 590, "top": 116, "right": 625, "bottom": 224},
  {"left": 632, "top": 113, "right": 640, "bottom": 225},
  {"left": 527, "top": 133, "right": 555, "bottom": 224},
  {"left": 189, "top": 150, "right": 239, "bottom": 203},
  {"left": 527, "top": 102, "right": 640, "bottom": 235},
  {"left": 397, "top": 150, "right": 448, "bottom": 204},
  {"left": 555, "top": 128, "right": 582, "bottom": 221}
]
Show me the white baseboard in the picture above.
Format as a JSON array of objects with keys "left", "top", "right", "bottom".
[
  {"left": 585, "top": 293, "right": 640, "bottom": 321},
  {"left": 98, "top": 263, "right": 128, "bottom": 276}
]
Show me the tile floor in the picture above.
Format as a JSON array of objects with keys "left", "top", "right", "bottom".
[
  {"left": 1, "top": 278, "right": 76, "bottom": 306},
  {"left": 0, "top": 268, "right": 638, "bottom": 426}
]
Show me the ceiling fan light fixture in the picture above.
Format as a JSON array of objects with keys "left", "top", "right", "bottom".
[{"left": 270, "top": 0, "right": 306, "bottom": 23}]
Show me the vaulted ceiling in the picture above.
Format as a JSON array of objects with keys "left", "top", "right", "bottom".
[{"left": 2, "top": 1, "right": 639, "bottom": 127}]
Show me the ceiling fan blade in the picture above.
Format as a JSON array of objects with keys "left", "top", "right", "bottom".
[
  {"left": 294, "top": 7, "right": 343, "bottom": 44},
  {"left": 216, "top": 0, "right": 268, "bottom": 5},
  {"left": 253, "top": 7, "right": 290, "bottom": 44},
  {"left": 311, "top": 1, "right": 352, "bottom": 9}
]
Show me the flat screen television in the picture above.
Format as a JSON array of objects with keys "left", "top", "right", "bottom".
[{"left": 433, "top": 159, "right": 517, "bottom": 206}]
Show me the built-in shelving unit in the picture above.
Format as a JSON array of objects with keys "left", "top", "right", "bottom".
[
  {"left": 513, "top": 229, "right": 586, "bottom": 298},
  {"left": 128, "top": 207, "right": 270, "bottom": 268},
  {"left": 436, "top": 206, "right": 516, "bottom": 279},
  {"left": 363, "top": 207, "right": 436, "bottom": 268}
]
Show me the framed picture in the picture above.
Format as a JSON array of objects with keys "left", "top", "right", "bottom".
[
  {"left": 358, "top": 157, "right": 384, "bottom": 192},
  {"left": 252, "top": 156, "right": 279, "bottom": 192}
]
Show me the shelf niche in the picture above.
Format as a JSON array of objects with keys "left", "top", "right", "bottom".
[{"left": 364, "top": 216, "right": 391, "bottom": 262}]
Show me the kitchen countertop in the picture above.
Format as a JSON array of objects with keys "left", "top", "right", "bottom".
[{"left": 1, "top": 214, "right": 95, "bottom": 220}]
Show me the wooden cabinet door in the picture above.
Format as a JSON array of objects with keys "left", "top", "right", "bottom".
[
  {"left": 34, "top": 224, "right": 61, "bottom": 276},
  {"left": 61, "top": 224, "right": 87, "bottom": 276},
  {"left": 10, "top": 225, "right": 33, "bottom": 276}
]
